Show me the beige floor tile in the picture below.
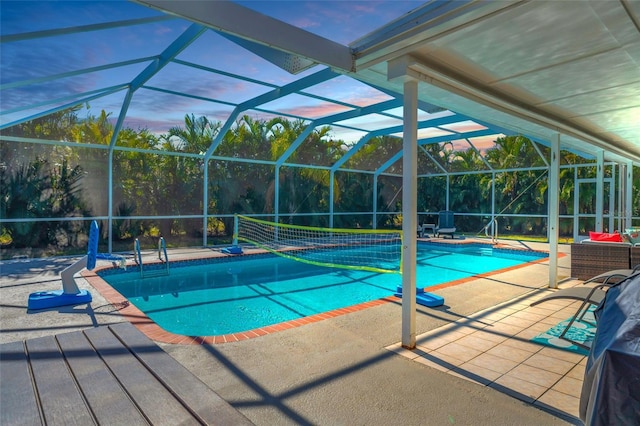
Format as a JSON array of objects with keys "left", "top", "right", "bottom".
[
  {"left": 537, "top": 346, "right": 586, "bottom": 364},
  {"left": 501, "top": 336, "right": 543, "bottom": 353},
  {"left": 493, "top": 306, "right": 521, "bottom": 315},
  {"left": 523, "top": 352, "right": 577, "bottom": 375},
  {"left": 538, "top": 315, "right": 564, "bottom": 325},
  {"left": 449, "top": 324, "right": 485, "bottom": 335},
  {"left": 536, "top": 389, "right": 581, "bottom": 419},
  {"left": 517, "top": 296, "right": 541, "bottom": 306},
  {"left": 529, "top": 292, "right": 568, "bottom": 303},
  {"left": 448, "top": 364, "right": 500, "bottom": 386},
  {"left": 466, "top": 352, "right": 519, "bottom": 374},
  {"left": 391, "top": 273, "right": 592, "bottom": 422},
  {"left": 486, "top": 343, "right": 535, "bottom": 363},
  {"left": 455, "top": 334, "right": 501, "bottom": 352},
  {"left": 509, "top": 302, "right": 532, "bottom": 311},
  {"left": 475, "top": 312, "right": 508, "bottom": 323},
  {"left": 527, "top": 305, "right": 562, "bottom": 316},
  {"left": 551, "top": 375, "right": 583, "bottom": 397},
  {"left": 566, "top": 364, "right": 586, "bottom": 380},
  {"left": 415, "top": 330, "right": 467, "bottom": 351},
  {"left": 412, "top": 353, "right": 457, "bottom": 372},
  {"left": 549, "top": 309, "right": 577, "bottom": 322},
  {"left": 489, "top": 321, "right": 528, "bottom": 335},
  {"left": 516, "top": 324, "right": 549, "bottom": 339},
  {"left": 529, "top": 319, "right": 556, "bottom": 331},
  {"left": 453, "top": 320, "right": 492, "bottom": 332},
  {"left": 434, "top": 341, "right": 484, "bottom": 363},
  {"left": 506, "top": 363, "right": 562, "bottom": 388},
  {"left": 468, "top": 328, "right": 509, "bottom": 344},
  {"left": 491, "top": 317, "right": 533, "bottom": 337},
  {"left": 510, "top": 310, "right": 547, "bottom": 322},
  {"left": 546, "top": 305, "right": 573, "bottom": 319},
  {"left": 455, "top": 362, "right": 503, "bottom": 384},
  {"left": 493, "top": 374, "right": 547, "bottom": 401},
  {"left": 431, "top": 322, "right": 471, "bottom": 334},
  {"left": 498, "top": 315, "right": 536, "bottom": 328}
]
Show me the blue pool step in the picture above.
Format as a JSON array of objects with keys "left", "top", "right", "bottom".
[
  {"left": 461, "top": 247, "right": 493, "bottom": 256},
  {"left": 394, "top": 286, "right": 444, "bottom": 307}
]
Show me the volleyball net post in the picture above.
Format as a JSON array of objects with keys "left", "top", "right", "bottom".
[{"left": 233, "top": 215, "right": 239, "bottom": 246}]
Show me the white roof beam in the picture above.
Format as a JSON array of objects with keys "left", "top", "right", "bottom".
[
  {"left": 134, "top": 0, "right": 354, "bottom": 72},
  {"left": 0, "top": 15, "right": 174, "bottom": 43}
]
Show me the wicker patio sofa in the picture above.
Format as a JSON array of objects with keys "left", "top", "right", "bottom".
[
  {"left": 571, "top": 241, "right": 633, "bottom": 280},
  {"left": 632, "top": 246, "right": 640, "bottom": 269}
]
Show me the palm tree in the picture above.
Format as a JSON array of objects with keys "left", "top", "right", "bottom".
[
  {"left": 112, "top": 127, "right": 161, "bottom": 239},
  {"left": 0, "top": 159, "right": 49, "bottom": 247},
  {"left": 153, "top": 114, "right": 218, "bottom": 237},
  {"left": 166, "top": 114, "right": 219, "bottom": 154}
]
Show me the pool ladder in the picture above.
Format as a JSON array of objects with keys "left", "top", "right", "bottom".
[
  {"left": 134, "top": 237, "right": 170, "bottom": 278},
  {"left": 484, "top": 218, "right": 498, "bottom": 244}
]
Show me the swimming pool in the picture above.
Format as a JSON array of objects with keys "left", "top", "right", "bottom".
[{"left": 99, "top": 243, "right": 547, "bottom": 336}]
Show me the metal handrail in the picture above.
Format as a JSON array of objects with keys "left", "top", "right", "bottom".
[
  {"left": 484, "top": 218, "right": 498, "bottom": 243},
  {"left": 134, "top": 237, "right": 169, "bottom": 277},
  {"left": 158, "top": 237, "right": 170, "bottom": 275}
]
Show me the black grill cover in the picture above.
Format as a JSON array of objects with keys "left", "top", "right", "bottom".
[{"left": 579, "top": 273, "right": 640, "bottom": 425}]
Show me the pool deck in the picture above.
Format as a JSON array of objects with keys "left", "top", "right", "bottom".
[
  {"left": 1, "top": 322, "right": 253, "bottom": 425},
  {"left": 1, "top": 238, "right": 585, "bottom": 425}
]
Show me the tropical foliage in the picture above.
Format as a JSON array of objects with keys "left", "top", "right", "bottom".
[{"left": 1, "top": 107, "right": 638, "bottom": 256}]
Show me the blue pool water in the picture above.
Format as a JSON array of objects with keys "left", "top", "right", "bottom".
[{"left": 100, "top": 243, "right": 546, "bottom": 336}]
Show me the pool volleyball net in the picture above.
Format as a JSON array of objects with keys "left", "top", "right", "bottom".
[{"left": 234, "top": 215, "right": 402, "bottom": 274}]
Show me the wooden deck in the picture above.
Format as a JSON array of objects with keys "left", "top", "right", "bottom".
[{"left": 0, "top": 322, "right": 253, "bottom": 425}]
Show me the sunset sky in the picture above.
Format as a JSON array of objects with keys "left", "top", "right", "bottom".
[{"left": 1, "top": 1, "right": 499, "bottom": 150}]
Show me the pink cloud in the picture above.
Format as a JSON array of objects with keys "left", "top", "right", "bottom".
[
  {"left": 439, "top": 120, "right": 487, "bottom": 133},
  {"left": 469, "top": 135, "right": 501, "bottom": 153},
  {"left": 278, "top": 102, "right": 353, "bottom": 119}
]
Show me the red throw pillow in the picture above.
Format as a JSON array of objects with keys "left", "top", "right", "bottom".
[{"left": 589, "top": 231, "right": 624, "bottom": 242}]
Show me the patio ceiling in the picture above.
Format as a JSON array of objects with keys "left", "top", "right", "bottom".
[{"left": 353, "top": 0, "right": 640, "bottom": 164}]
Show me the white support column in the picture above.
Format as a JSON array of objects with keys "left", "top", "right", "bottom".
[
  {"left": 203, "top": 160, "right": 209, "bottom": 247},
  {"left": 329, "top": 170, "right": 335, "bottom": 228},
  {"left": 573, "top": 167, "right": 579, "bottom": 242},
  {"left": 274, "top": 165, "right": 280, "bottom": 223},
  {"left": 373, "top": 176, "right": 379, "bottom": 230},
  {"left": 626, "top": 161, "right": 633, "bottom": 230},
  {"left": 596, "top": 150, "right": 604, "bottom": 232},
  {"left": 618, "top": 163, "right": 625, "bottom": 231},
  {"left": 446, "top": 175, "right": 450, "bottom": 210},
  {"left": 401, "top": 79, "right": 418, "bottom": 349},
  {"left": 108, "top": 149, "right": 114, "bottom": 253},
  {"left": 491, "top": 172, "right": 496, "bottom": 238},
  {"left": 548, "top": 134, "right": 560, "bottom": 288}
]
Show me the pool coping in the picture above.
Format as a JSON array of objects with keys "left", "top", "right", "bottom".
[{"left": 83, "top": 241, "right": 560, "bottom": 345}]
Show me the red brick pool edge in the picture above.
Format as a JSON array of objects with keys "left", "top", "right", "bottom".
[{"left": 83, "top": 268, "right": 397, "bottom": 345}]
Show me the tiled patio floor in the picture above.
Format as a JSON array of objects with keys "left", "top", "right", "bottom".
[{"left": 387, "top": 281, "right": 589, "bottom": 420}]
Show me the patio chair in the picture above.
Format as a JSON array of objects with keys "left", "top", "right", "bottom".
[
  {"left": 530, "top": 283, "right": 610, "bottom": 350},
  {"left": 417, "top": 223, "right": 436, "bottom": 238},
  {"left": 583, "top": 264, "right": 640, "bottom": 285},
  {"left": 529, "top": 267, "right": 639, "bottom": 350},
  {"left": 435, "top": 211, "right": 456, "bottom": 238}
]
